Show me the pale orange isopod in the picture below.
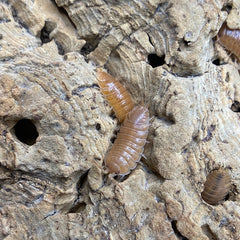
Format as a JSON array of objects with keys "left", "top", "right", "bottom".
[
  {"left": 96, "top": 68, "right": 134, "bottom": 123},
  {"left": 105, "top": 105, "right": 149, "bottom": 176}
]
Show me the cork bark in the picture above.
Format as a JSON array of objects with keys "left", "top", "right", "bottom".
[{"left": 0, "top": 0, "right": 240, "bottom": 239}]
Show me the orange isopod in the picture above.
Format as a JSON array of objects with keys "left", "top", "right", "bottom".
[
  {"left": 201, "top": 168, "right": 231, "bottom": 205},
  {"left": 96, "top": 68, "right": 134, "bottom": 123},
  {"left": 105, "top": 105, "right": 149, "bottom": 176},
  {"left": 218, "top": 23, "right": 240, "bottom": 61}
]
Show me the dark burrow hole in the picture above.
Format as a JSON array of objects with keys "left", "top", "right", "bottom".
[
  {"left": 224, "top": 193, "right": 230, "bottom": 201},
  {"left": 110, "top": 135, "right": 117, "bottom": 144},
  {"left": 158, "top": 113, "right": 176, "bottom": 125},
  {"left": 231, "top": 101, "right": 240, "bottom": 112},
  {"left": 221, "top": 3, "right": 232, "bottom": 13},
  {"left": 68, "top": 202, "right": 86, "bottom": 214},
  {"left": 39, "top": 20, "right": 65, "bottom": 55},
  {"left": 80, "top": 35, "right": 102, "bottom": 56},
  {"left": 109, "top": 111, "right": 117, "bottom": 120},
  {"left": 39, "top": 20, "right": 57, "bottom": 44},
  {"left": 171, "top": 220, "right": 188, "bottom": 240},
  {"left": 212, "top": 58, "right": 221, "bottom": 66},
  {"left": 95, "top": 123, "right": 101, "bottom": 131},
  {"left": 14, "top": 119, "right": 39, "bottom": 145},
  {"left": 183, "top": 39, "right": 191, "bottom": 46},
  {"left": 113, "top": 173, "right": 129, "bottom": 182},
  {"left": 68, "top": 170, "right": 89, "bottom": 213},
  {"left": 110, "top": 128, "right": 119, "bottom": 144},
  {"left": 76, "top": 170, "right": 89, "bottom": 190},
  {"left": 147, "top": 54, "right": 165, "bottom": 68}
]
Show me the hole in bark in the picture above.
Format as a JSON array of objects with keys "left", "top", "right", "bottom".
[
  {"left": 110, "top": 128, "right": 119, "bottom": 144},
  {"left": 77, "top": 170, "right": 89, "bottom": 190},
  {"left": 231, "top": 101, "right": 240, "bottom": 112},
  {"left": 171, "top": 220, "right": 189, "bottom": 240},
  {"left": 221, "top": 4, "right": 232, "bottom": 13},
  {"left": 69, "top": 170, "right": 89, "bottom": 213},
  {"left": 224, "top": 193, "right": 230, "bottom": 201},
  {"left": 148, "top": 54, "right": 165, "bottom": 68},
  {"left": 110, "top": 135, "right": 116, "bottom": 144},
  {"left": 201, "top": 224, "right": 218, "bottom": 240},
  {"left": 40, "top": 20, "right": 57, "bottom": 44},
  {"left": 212, "top": 58, "right": 221, "bottom": 66},
  {"left": 96, "top": 123, "right": 101, "bottom": 131},
  {"left": 80, "top": 35, "right": 101, "bottom": 56},
  {"left": 68, "top": 202, "right": 86, "bottom": 213},
  {"left": 183, "top": 39, "right": 191, "bottom": 46},
  {"left": 109, "top": 111, "right": 117, "bottom": 120},
  {"left": 14, "top": 119, "right": 39, "bottom": 145},
  {"left": 39, "top": 21, "right": 65, "bottom": 55}
]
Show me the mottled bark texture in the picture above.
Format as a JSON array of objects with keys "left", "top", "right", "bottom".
[{"left": 0, "top": 0, "right": 240, "bottom": 239}]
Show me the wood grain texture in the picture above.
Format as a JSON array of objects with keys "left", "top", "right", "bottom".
[{"left": 1, "top": 0, "right": 240, "bottom": 239}]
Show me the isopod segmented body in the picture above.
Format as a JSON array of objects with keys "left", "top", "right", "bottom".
[
  {"left": 201, "top": 168, "right": 231, "bottom": 205},
  {"left": 218, "top": 23, "right": 240, "bottom": 61},
  {"left": 105, "top": 105, "right": 149, "bottom": 175},
  {"left": 96, "top": 68, "right": 134, "bottom": 122}
]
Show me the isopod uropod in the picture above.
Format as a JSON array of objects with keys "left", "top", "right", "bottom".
[
  {"left": 105, "top": 105, "right": 150, "bottom": 176},
  {"left": 201, "top": 168, "right": 231, "bottom": 205},
  {"left": 218, "top": 23, "right": 240, "bottom": 61},
  {"left": 96, "top": 68, "right": 134, "bottom": 123}
]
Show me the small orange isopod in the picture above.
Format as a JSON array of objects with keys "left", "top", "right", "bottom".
[
  {"left": 96, "top": 68, "right": 134, "bottom": 123},
  {"left": 105, "top": 105, "right": 150, "bottom": 176}
]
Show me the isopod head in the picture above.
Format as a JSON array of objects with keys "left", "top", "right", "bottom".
[{"left": 201, "top": 168, "right": 231, "bottom": 205}]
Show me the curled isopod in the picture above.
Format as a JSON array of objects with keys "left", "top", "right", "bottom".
[
  {"left": 96, "top": 68, "right": 134, "bottom": 122},
  {"left": 218, "top": 23, "right": 240, "bottom": 61},
  {"left": 105, "top": 105, "right": 149, "bottom": 176},
  {"left": 201, "top": 168, "right": 231, "bottom": 205}
]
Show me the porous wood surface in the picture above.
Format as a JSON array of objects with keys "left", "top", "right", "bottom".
[{"left": 0, "top": 0, "right": 240, "bottom": 239}]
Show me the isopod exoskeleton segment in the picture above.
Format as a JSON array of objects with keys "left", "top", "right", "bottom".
[
  {"left": 218, "top": 23, "right": 240, "bottom": 61},
  {"left": 105, "top": 105, "right": 149, "bottom": 176},
  {"left": 201, "top": 168, "right": 231, "bottom": 205},
  {"left": 96, "top": 68, "right": 134, "bottom": 123}
]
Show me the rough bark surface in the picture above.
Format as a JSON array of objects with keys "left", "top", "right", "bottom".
[{"left": 0, "top": 0, "right": 240, "bottom": 239}]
